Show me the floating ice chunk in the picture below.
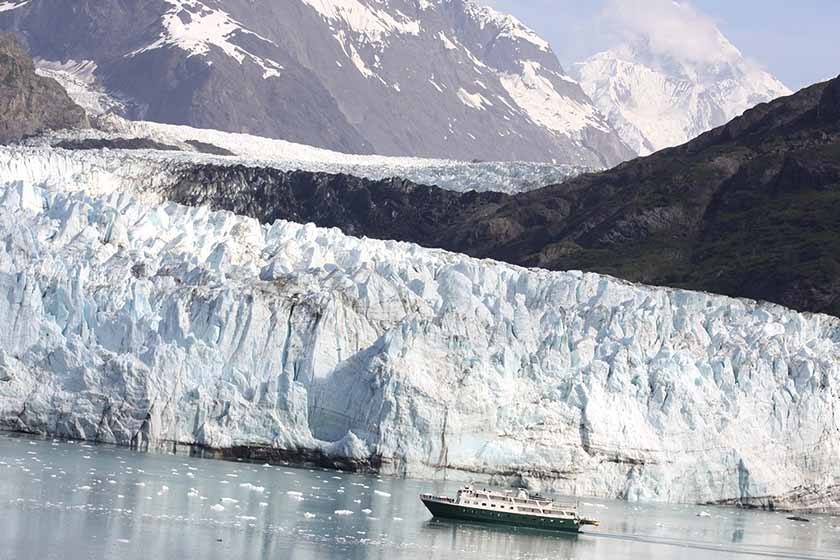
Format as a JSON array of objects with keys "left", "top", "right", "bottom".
[
  {"left": 361, "top": 508, "right": 372, "bottom": 515},
  {"left": 373, "top": 490, "right": 391, "bottom": 498},
  {"left": 259, "top": 502, "right": 269, "bottom": 507},
  {"left": 76, "top": 485, "right": 92, "bottom": 491},
  {"left": 697, "top": 511, "right": 712, "bottom": 517},
  {"left": 304, "top": 512, "right": 316, "bottom": 519},
  {"left": 240, "top": 483, "right": 265, "bottom": 493},
  {"left": 334, "top": 510, "right": 353, "bottom": 516},
  {"left": 220, "top": 497, "right": 239, "bottom": 504},
  {"left": 210, "top": 504, "right": 225, "bottom": 512}
]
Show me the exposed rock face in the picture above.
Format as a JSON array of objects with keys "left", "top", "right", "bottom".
[
  {"left": 0, "top": 32, "right": 87, "bottom": 143},
  {"left": 0, "top": 0, "right": 634, "bottom": 165},
  {"left": 1, "top": 178, "right": 839, "bottom": 511}
]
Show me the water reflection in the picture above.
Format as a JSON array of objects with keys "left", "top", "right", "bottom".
[{"left": 422, "top": 518, "right": 583, "bottom": 558}]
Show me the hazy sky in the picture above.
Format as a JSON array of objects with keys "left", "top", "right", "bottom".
[{"left": 484, "top": 0, "right": 839, "bottom": 90}]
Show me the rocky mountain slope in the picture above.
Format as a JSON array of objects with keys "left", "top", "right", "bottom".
[
  {"left": 0, "top": 32, "right": 86, "bottom": 143},
  {"left": 1, "top": 175, "right": 839, "bottom": 511},
  {"left": 574, "top": 10, "right": 791, "bottom": 155},
  {"left": 56, "top": 77, "right": 837, "bottom": 316},
  {"left": 0, "top": 0, "right": 634, "bottom": 165},
  {"left": 448, "top": 76, "right": 840, "bottom": 316}
]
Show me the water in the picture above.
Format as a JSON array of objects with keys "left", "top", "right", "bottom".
[{"left": 1, "top": 432, "right": 838, "bottom": 560}]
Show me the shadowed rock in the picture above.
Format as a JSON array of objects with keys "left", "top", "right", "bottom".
[{"left": 0, "top": 33, "right": 87, "bottom": 143}]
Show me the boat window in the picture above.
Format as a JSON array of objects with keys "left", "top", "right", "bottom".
[{"left": 482, "top": 503, "right": 487, "bottom": 506}]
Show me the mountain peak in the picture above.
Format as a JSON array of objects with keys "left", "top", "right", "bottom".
[
  {"left": 575, "top": 0, "right": 791, "bottom": 155},
  {"left": 460, "top": 0, "right": 552, "bottom": 53}
]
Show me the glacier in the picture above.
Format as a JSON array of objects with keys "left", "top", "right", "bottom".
[
  {"left": 1, "top": 149, "right": 839, "bottom": 511},
  {"left": 26, "top": 117, "right": 591, "bottom": 195}
]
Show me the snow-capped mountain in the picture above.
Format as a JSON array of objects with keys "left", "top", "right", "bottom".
[
  {"left": 2, "top": 145, "right": 840, "bottom": 509},
  {"left": 0, "top": 0, "right": 633, "bottom": 165},
  {"left": 574, "top": 6, "right": 791, "bottom": 155}
]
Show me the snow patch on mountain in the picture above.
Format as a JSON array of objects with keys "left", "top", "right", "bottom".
[
  {"left": 501, "top": 62, "right": 609, "bottom": 135},
  {"left": 437, "top": 31, "right": 457, "bottom": 50},
  {"left": 299, "top": 0, "right": 421, "bottom": 42},
  {"left": 1, "top": 160, "right": 839, "bottom": 507},
  {"left": 463, "top": 0, "right": 550, "bottom": 52},
  {"left": 0, "top": 1, "right": 27, "bottom": 12},
  {"left": 129, "top": 0, "right": 283, "bottom": 79},
  {"left": 456, "top": 88, "right": 492, "bottom": 111}
]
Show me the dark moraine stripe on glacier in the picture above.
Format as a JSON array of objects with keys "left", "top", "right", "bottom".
[
  {"left": 169, "top": 165, "right": 510, "bottom": 247},
  {"left": 54, "top": 136, "right": 236, "bottom": 155},
  {"left": 171, "top": 76, "right": 840, "bottom": 317}
]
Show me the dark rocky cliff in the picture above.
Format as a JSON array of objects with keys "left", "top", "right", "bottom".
[{"left": 0, "top": 33, "right": 87, "bottom": 143}]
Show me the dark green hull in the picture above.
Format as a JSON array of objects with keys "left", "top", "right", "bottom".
[{"left": 421, "top": 498, "right": 582, "bottom": 533}]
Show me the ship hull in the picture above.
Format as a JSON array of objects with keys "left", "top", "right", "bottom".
[{"left": 421, "top": 498, "right": 582, "bottom": 533}]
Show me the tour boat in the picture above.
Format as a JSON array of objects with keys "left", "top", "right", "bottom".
[{"left": 420, "top": 485, "right": 599, "bottom": 533}]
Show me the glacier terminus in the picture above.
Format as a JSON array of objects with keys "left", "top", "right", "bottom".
[{"left": 1, "top": 151, "right": 839, "bottom": 512}]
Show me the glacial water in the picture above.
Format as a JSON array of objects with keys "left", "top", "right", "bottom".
[{"left": 1, "top": 432, "right": 838, "bottom": 560}]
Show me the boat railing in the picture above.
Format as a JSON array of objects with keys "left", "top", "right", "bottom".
[{"left": 420, "top": 493, "right": 455, "bottom": 503}]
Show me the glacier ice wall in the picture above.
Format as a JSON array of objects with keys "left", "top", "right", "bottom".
[
  {"left": 0, "top": 170, "right": 839, "bottom": 509},
  {"left": 0, "top": 147, "right": 177, "bottom": 200}
]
